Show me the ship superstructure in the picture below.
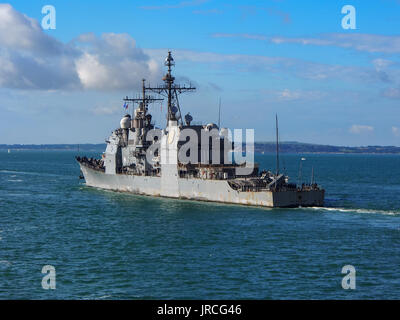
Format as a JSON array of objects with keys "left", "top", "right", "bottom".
[{"left": 77, "top": 52, "right": 324, "bottom": 207}]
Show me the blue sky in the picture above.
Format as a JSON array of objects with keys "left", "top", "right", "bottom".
[{"left": 1, "top": 0, "right": 400, "bottom": 145}]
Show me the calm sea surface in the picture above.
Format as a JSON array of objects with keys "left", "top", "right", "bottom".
[{"left": 0, "top": 150, "right": 399, "bottom": 299}]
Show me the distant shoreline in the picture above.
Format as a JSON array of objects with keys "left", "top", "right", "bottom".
[{"left": 1, "top": 142, "right": 400, "bottom": 154}]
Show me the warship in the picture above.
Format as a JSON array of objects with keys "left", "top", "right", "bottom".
[{"left": 76, "top": 51, "right": 325, "bottom": 207}]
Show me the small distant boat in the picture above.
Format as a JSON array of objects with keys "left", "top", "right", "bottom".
[{"left": 7, "top": 149, "right": 11, "bottom": 154}]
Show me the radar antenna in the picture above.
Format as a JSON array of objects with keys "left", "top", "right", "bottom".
[
  {"left": 146, "top": 51, "right": 196, "bottom": 125},
  {"left": 123, "top": 79, "right": 163, "bottom": 118}
]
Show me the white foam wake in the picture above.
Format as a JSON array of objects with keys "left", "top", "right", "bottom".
[{"left": 308, "top": 206, "right": 400, "bottom": 216}]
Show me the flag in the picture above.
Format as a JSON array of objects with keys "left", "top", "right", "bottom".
[{"left": 123, "top": 102, "right": 128, "bottom": 110}]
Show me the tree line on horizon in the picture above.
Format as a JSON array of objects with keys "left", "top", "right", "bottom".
[{"left": 1, "top": 142, "right": 400, "bottom": 154}]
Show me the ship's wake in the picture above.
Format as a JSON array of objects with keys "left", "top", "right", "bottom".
[{"left": 307, "top": 206, "right": 400, "bottom": 216}]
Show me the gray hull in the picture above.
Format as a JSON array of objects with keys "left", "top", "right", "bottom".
[{"left": 80, "top": 164, "right": 325, "bottom": 208}]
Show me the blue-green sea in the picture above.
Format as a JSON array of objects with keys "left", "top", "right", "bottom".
[{"left": 0, "top": 150, "right": 399, "bottom": 299}]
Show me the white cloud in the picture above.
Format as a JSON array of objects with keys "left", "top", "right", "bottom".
[
  {"left": 383, "top": 87, "right": 400, "bottom": 99},
  {"left": 270, "top": 88, "right": 326, "bottom": 101},
  {"left": 372, "top": 58, "right": 394, "bottom": 71},
  {"left": 0, "top": 5, "right": 161, "bottom": 90},
  {"left": 74, "top": 33, "right": 160, "bottom": 90},
  {"left": 91, "top": 104, "right": 122, "bottom": 115},
  {"left": 270, "top": 33, "right": 400, "bottom": 54},
  {"left": 349, "top": 125, "right": 374, "bottom": 134},
  {"left": 0, "top": 3, "right": 65, "bottom": 55},
  {"left": 392, "top": 126, "right": 400, "bottom": 137},
  {"left": 1, "top": 4, "right": 399, "bottom": 94},
  {"left": 213, "top": 32, "right": 400, "bottom": 54},
  {"left": 145, "top": 48, "right": 396, "bottom": 85}
]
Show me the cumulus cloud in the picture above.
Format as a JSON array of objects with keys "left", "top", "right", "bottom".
[
  {"left": 2, "top": 4, "right": 398, "bottom": 94},
  {"left": 0, "top": 4, "right": 65, "bottom": 55},
  {"left": 349, "top": 125, "right": 374, "bottom": 134},
  {"left": 0, "top": 4, "right": 80, "bottom": 89},
  {"left": 74, "top": 33, "right": 160, "bottom": 90},
  {"left": 0, "top": 4, "right": 161, "bottom": 90}
]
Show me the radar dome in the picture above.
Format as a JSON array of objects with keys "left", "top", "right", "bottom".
[
  {"left": 120, "top": 114, "right": 131, "bottom": 129},
  {"left": 204, "top": 123, "right": 218, "bottom": 131}
]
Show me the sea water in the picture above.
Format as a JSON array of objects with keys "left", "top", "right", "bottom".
[{"left": 0, "top": 151, "right": 399, "bottom": 299}]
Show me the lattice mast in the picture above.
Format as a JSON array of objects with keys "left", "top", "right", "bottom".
[
  {"left": 123, "top": 79, "right": 163, "bottom": 118},
  {"left": 147, "top": 51, "right": 196, "bottom": 125}
]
